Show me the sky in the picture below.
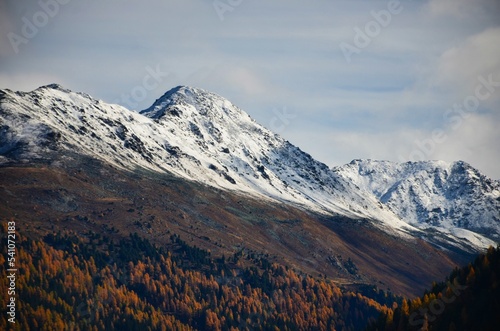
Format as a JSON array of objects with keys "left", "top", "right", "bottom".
[{"left": 1, "top": 0, "right": 499, "bottom": 178}]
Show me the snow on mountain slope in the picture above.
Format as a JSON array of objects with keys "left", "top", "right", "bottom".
[
  {"left": 1, "top": 84, "right": 497, "bottom": 250},
  {"left": 333, "top": 159, "right": 500, "bottom": 244},
  {"left": 0, "top": 84, "right": 410, "bottom": 233}
]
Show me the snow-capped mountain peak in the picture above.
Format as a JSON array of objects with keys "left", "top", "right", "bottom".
[
  {"left": 141, "top": 86, "right": 246, "bottom": 120},
  {"left": 139, "top": 85, "right": 270, "bottom": 159},
  {"left": 1, "top": 84, "right": 498, "bottom": 250}
]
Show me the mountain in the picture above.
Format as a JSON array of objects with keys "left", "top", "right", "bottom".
[
  {"left": 333, "top": 159, "right": 500, "bottom": 247},
  {"left": 1, "top": 84, "right": 499, "bottom": 296},
  {"left": 0, "top": 84, "right": 407, "bottom": 226},
  {"left": 1, "top": 84, "right": 497, "bottom": 250}
]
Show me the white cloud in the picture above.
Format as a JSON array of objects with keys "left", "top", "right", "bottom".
[
  {"left": 433, "top": 27, "right": 500, "bottom": 99},
  {"left": 433, "top": 113, "right": 500, "bottom": 179},
  {"left": 290, "top": 118, "right": 500, "bottom": 179},
  {"left": 287, "top": 126, "right": 423, "bottom": 168}
]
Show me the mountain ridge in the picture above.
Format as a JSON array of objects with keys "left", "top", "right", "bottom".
[
  {"left": 333, "top": 159, "right": 500, "bottom": 246},
  {"left": 0, "top": 84, "right": 498, "bottom": 250}
]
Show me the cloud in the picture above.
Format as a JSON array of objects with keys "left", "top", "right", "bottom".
[
  {"left": 433, "top": 113, "right": 500, "bottom": 179},
  {"left": 432, "top": 27, "right": 500, "bottom": 100},
  {"left": 290, "top": 116, "right": 500, "bottom": 180}
]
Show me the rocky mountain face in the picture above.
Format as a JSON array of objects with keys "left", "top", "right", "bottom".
[
  {"left": 1, "top": 84, "right": 498, "bottom": 251},
  {"left": 333, "top": 160, "right": 500, "bottom": 246},
  {"left": 0, "top": 85, "right": 404, "bottom": 225}
]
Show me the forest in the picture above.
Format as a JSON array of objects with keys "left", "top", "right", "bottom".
[
  {"left": 368, "top": 243, "right": 500, "bottom": 331},
  {"left": 1, "top": 220, "right": 498, "bottom": 330},
  {"left": 0, "top": 220, "right": 392, "bottom": 330}
]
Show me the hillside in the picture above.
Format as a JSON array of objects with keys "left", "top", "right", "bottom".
[
  {"left": 368, "top": 245, "right": 500, "bottom": 331},
  {"left": 0, "top": 159, "right": 464, "bottom": 297},
  {"left": 0, "top": 222, "right": 395, "bottom": 330}
]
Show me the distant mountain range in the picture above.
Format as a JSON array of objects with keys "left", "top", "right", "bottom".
[
  {"left": 334, "top": 159, "right": 500, "bottom": 248},
  {"left": 1, "top": 84, "right": 498, "bottom": 253}
]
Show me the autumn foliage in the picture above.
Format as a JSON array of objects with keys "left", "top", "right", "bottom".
[
  {"left": 368, "top": 245, "right": 500, "bottom": 331},
  {"left": 0, "top": 222, "right": 391, "bottom": 330}
]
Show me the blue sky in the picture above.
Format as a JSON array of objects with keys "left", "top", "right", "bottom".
[{"left": 1, "top": 0, "right": 500, "bottom": 178}]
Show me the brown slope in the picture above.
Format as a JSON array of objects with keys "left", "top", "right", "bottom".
[{"left": 0, "top": 155, "right": 474, "bottom": 297}]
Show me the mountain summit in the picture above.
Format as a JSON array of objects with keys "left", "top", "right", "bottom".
[{"left": 0, "top": 84, "right": 498, "bottom": 250}]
